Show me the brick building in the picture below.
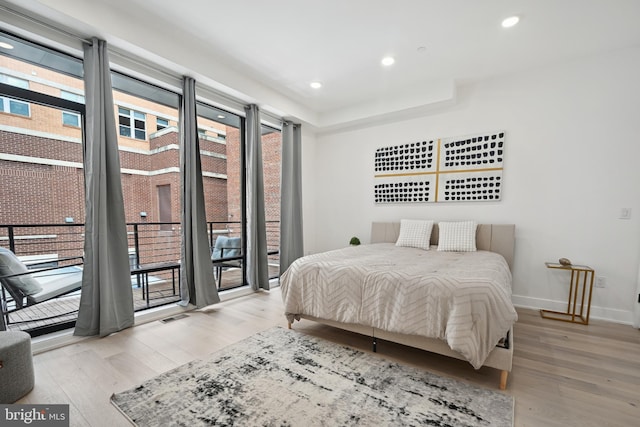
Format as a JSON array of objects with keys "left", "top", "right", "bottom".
[{"left": 0, "top": 55, "right": 281, "bottom": 262}]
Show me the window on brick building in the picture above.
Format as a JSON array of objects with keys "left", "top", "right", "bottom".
[
  {"left": 60, "top": 91, "right": 84, "bottom": 127},
  {"left": 0, "top": 73, "right": 31, "bottom": 116},
  {"left": 118, "top": 107, "right": 147, "bottom": 140},
  {"left": 156, "top": 117, "right": 169, "bottom": 131},
  {"left": 0, "top": 73, "right": 29, "bottom": 89},
  {"left": 0, "top": 96, "right": 30, "bottom": 117},
  {"left": 62, "top": 111, "right": 80, "bottom": 126}
]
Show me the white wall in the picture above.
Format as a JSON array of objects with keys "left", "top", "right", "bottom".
[{"left": 303, "top": 47, "right": 640, "bottom": 324}]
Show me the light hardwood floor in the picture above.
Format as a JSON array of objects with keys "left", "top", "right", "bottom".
[{"left": 18, "top": 288, "right": 640, "bottom": 426}]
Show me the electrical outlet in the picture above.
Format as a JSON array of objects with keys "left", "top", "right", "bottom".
[{"left": 595, "top": 276, "right": 607, "bottom": 288}]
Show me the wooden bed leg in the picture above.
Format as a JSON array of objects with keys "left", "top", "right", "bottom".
[
  {"left": 287, "top": 321, "right": 292, "bottom": 329},
  {"left": 499, "top": 370, "right": 508, "bottom": 390}
]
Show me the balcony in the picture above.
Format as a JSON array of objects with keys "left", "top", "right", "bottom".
[{"left": 0, "top": 221, "right": 280, "bottom": 336}]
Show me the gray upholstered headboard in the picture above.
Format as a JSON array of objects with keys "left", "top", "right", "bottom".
[{"left": 370, "top": 222, "right": 515, "bottom": 271}]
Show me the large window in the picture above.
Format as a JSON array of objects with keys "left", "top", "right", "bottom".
[
  {"left": 261, "top": 125, "right": 282, "bottom": 279},
  {"left": 0, "top": 31, "right": 85, "bottom": 336},
  {"left": 197, "top": 102, "right": 245, "bottom": 290},
  {"left": 0, "top": 27, "right": 284, "bottom": 335},
  {"left": 111, "top": 71, "right": 183, "bottom": 310}
]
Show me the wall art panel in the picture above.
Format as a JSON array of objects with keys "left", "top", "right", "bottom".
[
  {"left": 374, "top": 131, "right": 505, "bottom": 204},
  {"left": 374, "top": 139, "right": 437, "bottom": 174}
]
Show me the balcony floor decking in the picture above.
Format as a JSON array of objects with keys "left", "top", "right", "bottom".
[{"left": 4, "top": 264, "right": 279, "bottom": 334}]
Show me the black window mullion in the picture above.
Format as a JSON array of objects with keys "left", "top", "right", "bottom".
[
  {"left": 0, "top": 82, "right": 85, "bottom": 114},
  {"left": 240, "top": 115, "right": 247, "bottom": 287}
]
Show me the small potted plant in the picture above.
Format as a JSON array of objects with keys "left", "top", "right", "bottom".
[{"left": 349, "top": 236, "right": 361, "bottom": 246}]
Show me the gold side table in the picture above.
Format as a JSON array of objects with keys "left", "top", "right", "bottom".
[{"left": 540, "top": 262, "right": 595, "bottom": 325}]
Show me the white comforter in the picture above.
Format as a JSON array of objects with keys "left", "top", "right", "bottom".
[{"left": 280, "top": 243, "right": 518, "bottom": 369}]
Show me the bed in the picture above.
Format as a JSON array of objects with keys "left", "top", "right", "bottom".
[{"left": 280, "top": 221, "right": 518, "bottom": 389}]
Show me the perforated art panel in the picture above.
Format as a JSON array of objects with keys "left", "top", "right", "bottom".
[
  {"left": 439, "top": 172, "right": 502, "bottom": 202},
  {"left": 374, "top": 140, "right": 437, "bottom": 174},
  {"left": 374, "top": 176, "right": 436, "bottom": 204},
  {"left": 374, "top": 131, "right": 505, "bottom": 204},
  {"left": 440, "top": 133, "right": 504, "bottom": 171}
]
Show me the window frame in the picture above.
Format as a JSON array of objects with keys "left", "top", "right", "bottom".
[
  {"left": 59, "top": 90, "right": 85, "bottom": 128},
  {"left": 156, "top": 117, "right": 169, "bottom": 131},
  {"left": 0, "top": 96, "right": 31, "bottom": 117},
  {"left": 118, "top": 106, "right": 147, "bottom": 140},
  {"left": 0, "top": 74, "right": 31, "bottom": 117}
]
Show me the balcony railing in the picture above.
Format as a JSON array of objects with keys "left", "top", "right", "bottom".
[{"left": 0, "top": 220, "right": 280, "bottom": 336}]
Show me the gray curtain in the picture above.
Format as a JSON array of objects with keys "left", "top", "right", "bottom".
[
  {"left": 75, "top": 38, "right": 134, "bottom": 337},
  {"left": 279, "top": 121, "right": 303, "bottom": 275},
  {"left": 179, "top": 76, "right": 219, "bottom": 307},
  {"left": 245, "top": 104, "right": 270, "bottom": 290}
]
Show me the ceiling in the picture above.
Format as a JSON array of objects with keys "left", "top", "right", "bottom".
[{"left": 3, "top": 0, "right": 640, "bottom": 131}]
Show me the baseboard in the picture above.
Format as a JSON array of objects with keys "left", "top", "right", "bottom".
[
  {"left": 31, "top": 303, "right": 191, "bottom": 355},
  {"left": 512, "top": 295, "right": 634, "bottom": 325},
  {"left": 31, "top": 328, "right": 87, "bottom": 355}
]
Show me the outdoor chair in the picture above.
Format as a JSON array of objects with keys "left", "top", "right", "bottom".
[
  {"left": 211, "top": 236, "right": 242, "bottom": 288},
  {"left": 0, "top": 248, "right": 83, "bottom": 331}
]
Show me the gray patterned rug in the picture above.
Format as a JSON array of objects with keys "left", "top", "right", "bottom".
[{"left": 111, "top": 327, "right": 513, "bottom": 426}]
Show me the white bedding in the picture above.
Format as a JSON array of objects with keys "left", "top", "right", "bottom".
[{"left": 280, "top": 243, "right": 518, "bottom": 369}]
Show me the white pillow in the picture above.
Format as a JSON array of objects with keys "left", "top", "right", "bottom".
[
  {"left": 437, "top": 221, "right": 478, "bottom": 252},
  {"left": 395, "top": 219, "right": 434, "bottom": 250}
]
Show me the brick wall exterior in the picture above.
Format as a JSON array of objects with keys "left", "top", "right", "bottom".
[
  {"left": 0, "top": 56, "right": 282, "bottom": 261},
  {"left": 0, "top": 125, "right": 282, "bottom": 257}
]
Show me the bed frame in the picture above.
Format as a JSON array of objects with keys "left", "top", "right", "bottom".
[{"left": 288, "top": 222, "right": 516, "bottom": 390}]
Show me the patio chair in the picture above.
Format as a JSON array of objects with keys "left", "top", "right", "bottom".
[
  {"left": 211, "top": 236, "right": 242, "bottom": 288},
  {"left": 0, "top": 248, "right": 84, "bottom": 331}
]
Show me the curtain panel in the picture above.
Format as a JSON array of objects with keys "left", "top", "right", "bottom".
[
  {"left": 179, "top": 76, "right": 220, "bottom": 307},
  {"left": 279, "top": 121, "right": 303, "bottom": 275},
  {"left": 245, "top": 105, "right": 270, "bottom": 290},
  {"left": 75, "top": 38, "right": 134, "bottom": 337}
]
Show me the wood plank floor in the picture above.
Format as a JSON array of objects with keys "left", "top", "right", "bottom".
[{"left": 17, "top": 287, "right": 640, "bottom": 426}]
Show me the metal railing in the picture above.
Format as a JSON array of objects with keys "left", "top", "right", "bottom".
[
  {"left": 0, "top": 220, "right": 280, "bottom": 335},
  {"left": 0, "top": 221, "right": 280, "bottom": 271}
]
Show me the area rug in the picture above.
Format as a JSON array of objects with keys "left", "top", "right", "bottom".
[{"left": 111, "top": 327, "right": 513, "bottom": 426}]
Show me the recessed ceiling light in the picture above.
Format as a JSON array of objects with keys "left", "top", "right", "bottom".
[
  {"left": 0, "top": 41, "right": 14, "bottom": 49},
  {"left": 501, "top": 16, "right": 520, "bottom": 28},
  {"left": 381, "top": 56, "right": 395, "bottom": 66},
  {"left": 310, "top": 81, "right": 322, "bottom": 89}
]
